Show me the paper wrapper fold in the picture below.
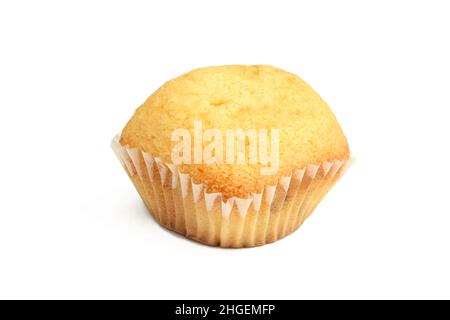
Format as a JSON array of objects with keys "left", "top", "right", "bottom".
[{"left": 112, "top": 136, "right": 352, "bottom": 248}]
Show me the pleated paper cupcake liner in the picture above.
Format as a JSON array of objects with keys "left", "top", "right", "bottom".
[{"left": 112, "top": 135, "right": 352, "bottom": 248}]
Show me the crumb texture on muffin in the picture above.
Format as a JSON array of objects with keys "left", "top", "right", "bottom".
[{"left": 120, "top": 65, "right": 349, "bottom": 198}]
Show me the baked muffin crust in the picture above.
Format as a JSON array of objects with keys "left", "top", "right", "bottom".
[{"left": 121, "top": 65, "right": 349, "bottom": 198}]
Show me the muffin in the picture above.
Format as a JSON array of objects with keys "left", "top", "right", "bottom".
[{"left": 112, "top": 65, "right": 351, "bottom": 248}]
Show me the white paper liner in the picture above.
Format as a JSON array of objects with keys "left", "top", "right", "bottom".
[{"left": 112, "top": 135, "right": 353, "bottom": 247}]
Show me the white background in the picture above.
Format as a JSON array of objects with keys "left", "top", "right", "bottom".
[{"left": 1, "top": 0, "right": 449, "bottom": 300}]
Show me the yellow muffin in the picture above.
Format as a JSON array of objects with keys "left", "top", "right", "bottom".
[{"left": 113, "top": 65, "right": 351, "bottom": 248}]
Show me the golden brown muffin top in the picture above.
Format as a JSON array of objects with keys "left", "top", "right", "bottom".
[{"left": 120, "top": 65, "right": 349, "bottom": 198}]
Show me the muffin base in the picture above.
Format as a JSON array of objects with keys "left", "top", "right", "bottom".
[{"left": 112, "top": 137, "right": 351, "bottom": 248}]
